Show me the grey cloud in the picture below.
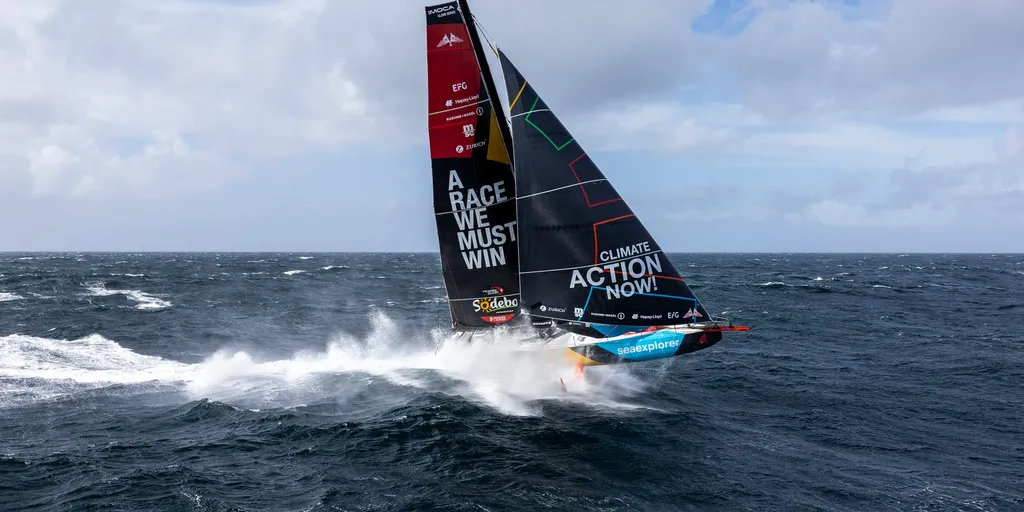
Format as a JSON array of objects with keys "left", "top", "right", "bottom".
[{"left": 709, "top": 0, "right": 1024, "bottom": 120}]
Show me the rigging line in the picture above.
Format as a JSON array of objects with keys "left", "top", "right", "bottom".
[
  {"left": 470, "top": 13, "right": 515, "bottom": 134},
  {"left": 516, "top": 179, "right": 608, "bottom": 200},
  {"left": 471, "top": 14, "right": 500, "bottom": 58},
  {"left": 511, "top": 108, "right": 550, "bottom": 118}
]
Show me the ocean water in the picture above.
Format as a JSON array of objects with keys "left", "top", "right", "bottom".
[{"left": 1, "top": 252, "right": 1022, "bottom": 511}]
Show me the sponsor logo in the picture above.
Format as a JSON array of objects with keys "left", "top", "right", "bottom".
[
  {"left": 452, "top": 82, "right": 468, "bottom": 92},
  {"left": 443, "top": 94, "right": 481, "bottom": 110},
  {"left": 436, "top": 32, "right": 464, "bottom": 47},
  {"left": 442, "top": 106, "right": 484, "bottom": 123},
  {"left": 427, "top": 5, "right": 456, "bottom": 16},
  {"left": 629, "top": 313, "right": 663, "bottom": 321},
  {"left": 456, "top": 140, "right": 485, "bottom": 153},
  {"left": 444, "top": 110, "right": 476, "bottom": 123},
  {"left": 530, "top": 318, "right": 554, "bottom": 328},
  {"left": 481, "top": 314, "right": 513, "bottom": 324},
  {"left": 538, "top": 305, "right": 566, "bottom": 313},
  {"left": 462, "top": 124, "right": 475, "bottom": 137},
  {"left": 442, "top": 95, "right": 481, "bottom": 111},
  {"left": 472, "top": 295, "right": 518, "bottom": 313},
  {"left": 573, "top": 307, "right": 584, "bottom": 317},
  {"left": 454, "top": 94, "right": 480, "bottom": 105},
  {"left": 617, "top": 312, "right": 625, "bottom": 320},
  {"left": 683, "top": 307, "right": 704, "bottom": 319},
  {"left": 482, "top": 286, "right": 503, "bottom": 296},
  {"left": 616, "top": 339, "right": 680, "bottom": 355},
  {"left": 667, "top": 311, "right": 679, "bottom": 319}
]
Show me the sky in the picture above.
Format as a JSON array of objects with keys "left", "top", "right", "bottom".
[{"left": 1, "top": 0, "right": 1022, "bottom": 252}]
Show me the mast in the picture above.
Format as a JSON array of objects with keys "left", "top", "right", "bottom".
[
  {"left": 457, "top": 0, "right": 527, "bottom": 327},
  {"left": 457, "top": 0, "right": 515, "bottom": 169}
]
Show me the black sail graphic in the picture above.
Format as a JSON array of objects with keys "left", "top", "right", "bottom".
[
  {"left": 498, "top": 49, "right": 711, "bottom": 330},
  {"left": 425, "top": 3, "right": 520, "bottom": 328}
]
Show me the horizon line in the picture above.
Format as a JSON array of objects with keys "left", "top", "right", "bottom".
[{"left": 2, "top": 250, "right": 1023, "bottom": 255}]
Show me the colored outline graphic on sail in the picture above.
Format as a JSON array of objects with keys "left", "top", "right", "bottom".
[
  {"left": 523, "top": 97, "right": 574, "bottom": 150},
  {"left": 571, "top": 214, "right": 699, "bottom": 321},
  {"left": 512, "top": 81, "right": 621, "bottom": 208},
  {"left": 569, "top": 153, "right": 623, "bottom": 208}
]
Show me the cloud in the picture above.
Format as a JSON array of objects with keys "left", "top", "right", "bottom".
[
  {"left": 703, "top": 0, "right": 1024, "bottom": 119},
  {"left": 0, "top": 0, "right": 382, "bottom": 198},
  {"left": 1, "top": 0, "right": 1022, "bottom": 251}
]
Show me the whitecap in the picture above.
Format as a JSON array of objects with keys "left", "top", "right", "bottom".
[{"left": 85, "top": 283, "right": 171, "bottom": 310}]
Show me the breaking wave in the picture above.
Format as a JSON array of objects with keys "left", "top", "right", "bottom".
[
  {"left": 0, "top": 313, "right": 650, "bottom": 416},
  {"left": 85, "top": 283, "right": 172, "bottom": 310}
]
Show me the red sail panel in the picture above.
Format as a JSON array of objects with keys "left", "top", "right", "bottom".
[{"left": 427, "top": 14, "right": 483, "bottom": 160}]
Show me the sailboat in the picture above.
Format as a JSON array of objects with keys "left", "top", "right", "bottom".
[{"left": 424, "top": 0, "right": 748, "bottom": 370}]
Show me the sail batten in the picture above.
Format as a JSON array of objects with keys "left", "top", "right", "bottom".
[{"left": 497, "top": 49, "right": 712, "bottom": 328}]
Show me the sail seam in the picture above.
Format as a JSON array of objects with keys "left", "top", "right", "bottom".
[
  {"left": 592, "top": 286, "right": 697, "bottom": 303},
  {"left": 511, "top": 109, "right": 549, "bottom": 118},
  {"left": 525, "top": 98, "right": 574, "bottom": 150},
  {"left": 516, "top": 179, "right": 608, "bottom": 200},
  {"left": 569, "top": 153, "right": 624, "bottom": 208},
  {"left": 449, "top": 293, "right": 520, "bottom": 302},
  {"left": 429, "top": 99, "right": 489, "bottom": 116},
  {"left": 519, "top": 251, "right": 663, "bottom": 274},
  {"left": 434, "top": 197, "right": 513, "bottom": 216}
]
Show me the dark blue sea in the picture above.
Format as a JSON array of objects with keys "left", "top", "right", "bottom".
[{"left": 1, "top": 253, "right": 1022, "bottom": 511}]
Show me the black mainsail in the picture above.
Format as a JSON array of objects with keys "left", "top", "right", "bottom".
[
  {"left": 425, "top": 2, "right": 520, "bottom": 328},
  {"left": 497, "top": 49, "right": 712, "bottom": 333}
]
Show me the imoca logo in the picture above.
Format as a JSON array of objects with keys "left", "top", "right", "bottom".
[{"left": 473, "top": 296, "right": 518, "bottom": 313}]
